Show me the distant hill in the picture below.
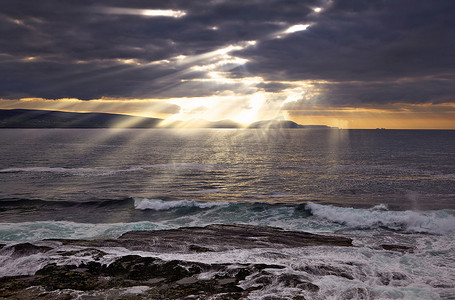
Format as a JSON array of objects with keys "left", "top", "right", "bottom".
[
  {"left": 0, "top": 109, "right": 162, "bottom": 128},
  {"left": 248, "top": 120, "right": 337, "bottom": 129},
  {"left": 249, "top": 120, "right": 302, "bottom": 128},
  {"left": 0, "top": 109, "right": 336, "bottom": 129}
]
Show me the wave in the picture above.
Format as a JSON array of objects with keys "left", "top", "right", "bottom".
[
  {"left": 0, "top": 198, "right": 134, "bottom": 208},
  {"left": 1, "top": 197, "right": 453, "bottom": 238},
  {"left": 0, "top": 166, "right": 144, "bottom": 176},
  {"left": 305, "top": 202, "right": 455, "bottom": 235},
  {"left": 0, "top": 163, "right": 223, "bottom": 176},
  {"left": 132, "top": 199, "right": 455, "bottom": 235},
  {"left": 133, "top": 197, "right": 229, "bottom": 211},
  {"left": 0, "top": 221, "right": 165, "bottom": 242}
]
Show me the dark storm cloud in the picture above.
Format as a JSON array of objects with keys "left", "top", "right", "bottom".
[
  {"left": 0, "top": 0, "right": 454, "bottom": 105},
  {"left": 0, "top": 0, "right": 320, "bottom": 99},
  {"left": 243, "top": 0, "right": 455, "bottom": 81},
  {"left": 240, "top": 0, "right": 455, "bottom": 104}
]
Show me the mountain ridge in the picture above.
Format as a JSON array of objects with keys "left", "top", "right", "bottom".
[{"left": 0, "top": 109, "right": 337, "bottom": 129}]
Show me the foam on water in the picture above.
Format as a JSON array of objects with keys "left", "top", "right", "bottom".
[
  {"left": 133, "top": 197, "right": 229, "bottom": 210},
  {"left": 0, "top": 213, "right": 454, "bottom": 298},
  {"left": 0, "top": 221, "right": 166, "bottom": 242},
  {"left": 2, "top": 201, "right": 454, "bottom": 243},
  {"left": 306, "top": 202, "right": 455, "bottom": 235},
  {"left": 2, "top": 238, "right": 453, "bottom": 298}
]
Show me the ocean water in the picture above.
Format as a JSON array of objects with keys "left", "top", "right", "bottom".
[{"left": 0, "top": 128, "right": 454, "bottom": 299}]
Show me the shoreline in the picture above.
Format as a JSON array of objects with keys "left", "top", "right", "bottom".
[{"left": 1, "top": 224, "right": 424, "bottom": 299}]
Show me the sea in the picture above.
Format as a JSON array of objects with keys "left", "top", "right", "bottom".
[{"left": 0, "top": 128, "right": 454, "bottom": 299}]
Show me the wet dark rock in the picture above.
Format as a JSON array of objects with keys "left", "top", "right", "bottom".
[
  {"left": 7, "top": 242, "right": 52, "bottom": 257},
  {"left": 0, "top": 254, "right": 323, "bottom": 299},
  {"left": 0, "top": 275, "right": 31, "bottom": 298},
  {"left": 253, "top": 263, "right": 286, "bottom": 270},
  {"left": 1, "top": 225, "right": 352, "bottom": 299},
  {"left": 57, "top": 248, "right": 106, "bottom": 260},
  {"left": 278, "top": 274, "right": 319, "bottom": 292},
  {"left": 381, "top": 244, "right": 414, "bottom": 253},
  {"left": 33, "top": 264, "right": 97, "bottom": 291},
  {"left": 377, "top": 271, "right": 409, "bottom": 286},
  {"left": 118, "top": 224, "right": 353, "bottom": 250},
  {"left": 48, "top": 224, "right": 352, "bottom": 252},
  {"left": 188, "top": 244, "right": 213, "bottom": 252},
  {"left": 0, "top": 258, "right": 261, "bottom": 299}
]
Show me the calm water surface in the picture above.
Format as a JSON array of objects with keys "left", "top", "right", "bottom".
[{"left": 1, "top": 129, "right": 454, "bottom": 216}]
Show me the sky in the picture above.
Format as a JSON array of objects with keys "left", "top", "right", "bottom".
[{"left": 0, "top": 0, "right": 454, "bottom": 128}]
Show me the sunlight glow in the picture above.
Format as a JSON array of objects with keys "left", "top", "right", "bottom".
[
  {"left": 215, "top": 45, "right": 244, "bottom": 55},
  {"left": 285, "top": 24, "right": 310, "bottom": 34},
  {"left": 100, "top": 7, "right": 186, "bottom": 18},
  {"left": 234, "top": 93, "right": 266, "bottom": 124},
  {"left": 190, "top": 56, "right": 249, "bottom": 71},
  {"left": 115, "top": 58, "right": 143, "bottom": 65},
  {"left": 313, "top": 7, "right": 322, "bottom": 13},
  {"left": 142, "top": 9, "right": 186, "bottom": 18},
  {"left": 23, "top": 56, "right": 37, "bottom": 61}
]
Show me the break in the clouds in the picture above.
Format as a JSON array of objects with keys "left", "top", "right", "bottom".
[{"left": 0, "top": 0, "right": 454, "bottom": 126}]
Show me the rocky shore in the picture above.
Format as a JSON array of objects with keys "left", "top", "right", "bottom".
[{"left": 0, "top": 224, "right": 357, "bottom": 299}]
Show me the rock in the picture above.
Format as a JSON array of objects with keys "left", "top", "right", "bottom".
[
  {"left": 32, "top": 264, "right": 97, "bottom": 291},
  {"left": 0, "top": 254, "right": 305, "bottom": 299},
  {"left": 57, "top": 248, "right": 106, "bottom": 260},
  {"left": 381, "top": 244, "right": 414, "bottom": 253},
  {"left": 377, "top": 271, "right": 409, "bottom": 286},
  {"left": 0, "top": 225, "right": 353, "bottom": 299},
  {"left": 46, "top": 224, "right": 352, "bottom": 253},
  {"left": 7, "top": 243, "right": 52, "bottom": 257},
  {"left": 188, "top": 244, "right": 213, "bottom": 252},
  {"left": 278, "top": 274, "right": 319, "bottom": 292},
  {"left": 114, "top": 224, "right": 353, "bottom": 252}
]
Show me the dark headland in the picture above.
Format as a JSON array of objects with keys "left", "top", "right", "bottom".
[{"left": 0, "top": 109, "right": 338, "bottom": 129}]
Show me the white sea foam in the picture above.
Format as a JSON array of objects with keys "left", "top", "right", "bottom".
[
  {"left": 371, "top": 203, "right": 388, "bottom": 211},
  {"left": 0, "top": 218, "right": 454, "bottom": 298},
  {"left": 133, "top": 197, "right": 229, "bottom": 211},
  {"left": 143, "top": 239, "right": 455, "bottom": 300},
  {"left": 306, "top": 202, "right": 455, "bottom": 234},
  {"left": 0, "top": 221, "right": 165, "bottom": 242},
  {"left": 1, "top": 240, "right": 452, "bottom": 299}
]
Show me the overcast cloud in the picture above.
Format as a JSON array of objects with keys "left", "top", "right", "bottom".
[{"left": 0, "top": 0, "right": 454, "bottom": 110}]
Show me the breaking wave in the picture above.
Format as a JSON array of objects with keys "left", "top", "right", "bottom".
[
  {"left": 133, "top": 197, "right": 229, "bottom": 211},
  {"left": 306, "top": 202, "right": 455, "bottom": 235},
  {"left": 1, "top": 198, "right": 454, "bottom": 242}
]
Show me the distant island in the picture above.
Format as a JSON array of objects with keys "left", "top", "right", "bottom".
[
  {"left": 0, "top": 109, "right": 338, "bottom": 129},
  {"left": 248, "top": 120, "right": 337, "bottom": 129}
]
